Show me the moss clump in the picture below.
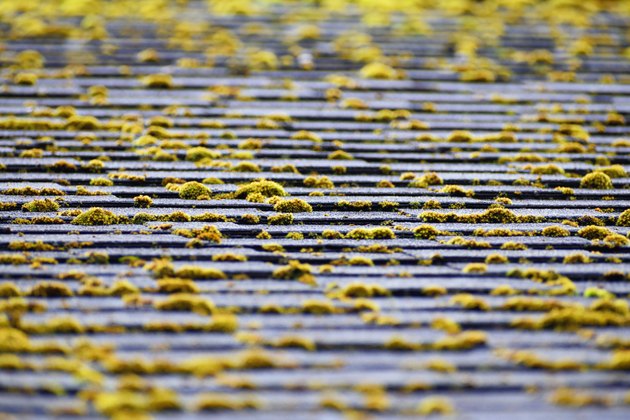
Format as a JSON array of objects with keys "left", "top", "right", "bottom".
[
  {"left": 71, "top": 207, "right": 118, "bottom": 225},
  {"left": 2, "top": 186, "right": 65, "bottom": 196},
  {"left": 29, "top": 281, "right": 73, "bottom": 298},
  {"left": 274, "top": 198, "right": 312, "bottom": 213},
  {"left": 409, "top": 172, "right": 443, "bottom": 188},
  {"left": 337, "top": 200, "right": 372, "bottom": 211},
  {"left": 231, "top": 162, "right": 261, "bottom": 172},
  {"left": 174, "top": 265, "right": 226, "bottom": 280},
  {"left": 186, "top": 147, "right": 221, "bottom": 161},
  {"left": 372, "top": 227, "right": 396, "bottom": 239},
  {"left": 542, "top": 226, "right": 570, "bottom": 237},
  {"left": 240, "top": 214, "right": 260, "bottom": 224},
  {"left": 462, "top": 263, "right": 487, "bottom": 273},
  {"left": 272, "top": 260, "right": 312, "bottom": 280},
  {"left": 598, "top": 165, "right": 627, "bottom": 178},
  {"left": 133, "top": 195, "right": 153, "bottom": 208},
  {"left": 156, "top": 278, "right": 200, "bottom": 294},
  {"left": 445, "top": 237, "right": 491, "bottom": 249},
  {"left": 179, "top": 182, "right": 211, "bottom": 200},
  {"left": 154, "top": 293, "right": 215, "bottom": 315},
  {"left": 90, "top": 177, "right": 114, "bottom": 187},
  {"left": 440, "top": 185, "right": 474, "bottom": 197},
  {"left": 328, "top": 150, "right": 353, "bottom": 160},
  {"left": 234, "top": 179, "right": 287, "bottom": 199},
  {"left": 359, "top": 62, "right": 402, "bottom": 80},
  {"left": 21, "top": 198, "right": 59, "bottom": 212},
  {"left": 413, "top": 225, "right": 441, "bottom": 239},
  {"left": 303, "top": 175, "right": 335, "bottom": 189},
  {"left": 617, "top": 209, "right": 630, "bottom": 227},
  {"left": 578, "top": 226, "right": 611, "bottom": 240},
  {"left": 268, "top": 213, "right": 294, "bottom": 225},
  {"left": 563, "top": 252, "right": 592, "bottom": 264},
  {"left": 485, "top": 253, "right": 508, "bottom": 264},
  {"left": 322, "top": 229, "right": 343, "bottom": 239},
  {"left": 346, "top": 227, "right": 395, "bottom": 240},
  {"left": 580, "top": 171, "right": 613, "bottom": 189}
]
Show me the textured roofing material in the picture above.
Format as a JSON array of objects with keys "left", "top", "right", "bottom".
[{"left": 0, "top": 0, "right": 629, "bottom": 418}]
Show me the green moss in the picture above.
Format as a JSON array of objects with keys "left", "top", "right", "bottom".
[
  {"left": 413, "top": 225, "right": 441, "bottom": 239},
  {"left": 272, "top": 260, "right": 313, "bottom": 280},
  {"left": 580, "top": 171, "right": 613, "bottom": 189},
  {"left": 268, "top": 213, "right": 294, "bottom": 225},
  {"left": 485, "top": 253, "right": 509, "bottom": 264},
  {"left": 201, "top": 178, "right": 223, "bottom": 186},
  {"left": 231, "top": 162, "right": 261, "bottom": 172},
  {"left": 542, "top": 226, "right": 570, "bottom": 237},
  {"left": 409, "top": 172, "right": 443, "bottom": 188},
  {"left": 90, "top": 177, "right": 114, "bottom": 186},
  {"left": 598, "top": 165, "right": 627, "bottom": 178},
  {"left": 186, "top": 147, "right": 221, "bottom": 161},
  {"left": 1, "top": 186, "right": 64, "bottom": 196},
  {"left": 462, "top": 263, "right": 487, "bottom": 273},
  {"left": 563, "top": 252, "right": 592, "bottom": 264},
  {"left": 445, "top": 237, "right": 491, "bottom": 249},
  {"left": 531, "top": 164, "right": 565, "bottom": 175},
  {"left": 179, "top": 182, "right": 211, "bottom": 200},
  {"left": 191, "top": 213, "right": 229, "bottom": 222},
  {"left": 21, "top": 198, "right": 59, "bottom": 212},
  {"left": 0, "top": 202, "right": 18, "bottom": 211},
  {"left": 328, "top": 150, "right": 353, "bottom": 160},
  {"left": 154, "top": 293, "right": 215, "bottom": 315},
  {"left": 336, "top": 200, "right": 372, "bottom": 211},
  {"left": 240, "top": 214, "right": 260, "bottom": 224},
  {"left": 274, "top": 198, "right": 312, "bottom": 213},
  {"left": 133, "top": 195, "right": 153, "bottom": 208},
  {"left": 617, "top": 209, "right": 630, "bottom": 227},
  {"left": 29, "top": 281, "right": 73, "bottom": 297},
  {"left": 175, "top": 265, "right": 227, "bottom": 280},
  {"left": 303, "top": 176, "right": 334, "bottom": 189},
  {"left": 234, "top": 179, "right": 287, "bottom": 199},
  {"left": 322, "top": 229, "right": 343, "bottom": 239},
  {"left": 71, "top": 208, "right": 118, "bottom": 225},
  {"left": 578, "top": 226, "right": 612, "bottom": 240},
  {"left": 440, "top": 185, "right": 474, "bottom": 197}
]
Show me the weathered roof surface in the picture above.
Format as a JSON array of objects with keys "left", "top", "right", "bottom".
[{"left": 0, "top": 0, "right": 629, "bottom": 418}]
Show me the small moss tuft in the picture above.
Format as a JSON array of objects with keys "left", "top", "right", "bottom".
[
  {"left": 179, "top": 182, "right": 211, "bottom": 200},
  {"left": 234, "top": 179, "right": 287, "bottom": 199},
  {"left": 133, "top": 195, "right": 153, "bottom": 208},
  {"left": 580, "top": 171, "right": 613, "bottom": 189},
  {"left": 71, "top": 208, "right": 118, "bottom": 225},
  {"left": 22, "top": 198, "right": 59, "bottom": 212},
  {"left": 273, "top": 198, "right": 312, "bottom": 213}
]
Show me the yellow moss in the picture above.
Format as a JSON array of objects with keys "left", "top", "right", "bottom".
[
  {"left": 272, "top": 260, "right": 312, "bottom": 280},
  {"left": 359, "top": 62, "right": 402, "bottom": 79},
  {"left": 71, "top": 207, "right": 118, "bottom": 225},
  {"left": 179, "top": 181, "right": 211, "bottom": 200},
  {"left": 235, "top": 179, "right": 287, "bottom": 198},
  {"left": 29, "top": 281, "right": 73, "bottom": 297},
  {"left": 548, "top": 388, "right": 611, "bottom": 407},
  {"left": 450, "top": 294, "right": 490, "bottom": 311},
  {"left": 154, "top": 294, "right": 215, "bottom": 315},
  {"left": 416, "top": 396, "right": 455, "bottom": 415},
  {"left": 580, "top": 171, "right": 613, "bottom": 189},
  {"left": 174, "top": 265, "right": 227, "bottom": 280},
  {"left": 291, "top": 130, "right": 322, "bottom": 142},
  {"left": 408, "top": 172, "right": 443, "bottom": 188},
  {"left": 303, "top": 176, "right": 334, "bottom": 189},
  {"left": 274, "top": 335, "right": 316, "bottom": 351}
]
